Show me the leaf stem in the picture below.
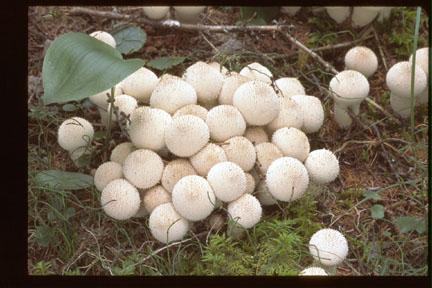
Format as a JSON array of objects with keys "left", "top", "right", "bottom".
[
  {"left": 410, "top": 7, "right": 422, "bottom": 142},
  {"left": 105, "top": 86, "right": 116, "bottom": 155}
]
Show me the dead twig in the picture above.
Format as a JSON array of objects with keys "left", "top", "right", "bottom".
[{"left": 372, "top": 26, "right": 389, "bottom": 72}]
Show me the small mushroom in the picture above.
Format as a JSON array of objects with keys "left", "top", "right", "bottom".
[
  {"left": 281, "top": 6, "right": 301, "bottom": 16},
  {"left": 89, "top": 30, "right": 116, "bottom": 48},
  {"left": 207, "top": 161, "right": 247, "bottom": 202},
  {"left": 122, "top": 149, "right": 164, "bottom": 189},
  {"left": 110, "top": 142, "right": 136, "bottom": 165},
  {"left": 107, "top": 94, "right": 138, "bottom": 122},
  {"left": 149, "top": 203, "right": 190, "bottom": 244},
  {"left": 173, "top": 6, "right": 206, "bottom": 24},
  {"left": 308, "top": 228, "right": 349, "bottom": 268},
  {"left": 100, "top": 179, "right": 141, "bottom": 220},
  {"left": 409, "top": 47, "right": 430, "bottom": 106},
  {"left": 272, "top": 127, "right": 310, "bottom": 162},
  {"left": 173, "top": 104, "right": 208, "bottom": 121},
  {"left": 121, "top": 67, "right": 159, "bottom": 102},
  {"left": 351, "top": 7, "right": 383, "bottom": 28},
  {"left": 344, "top": 46, "right": 378, "bottom": 78},
  {"left": 255, "top": 180, "right": 278, "bottom": 206},
  {"left": 244, "top": 172, "right": 256, "bottom": 195},
  {"left": 189, "top": 143, "right": 227, "bottom": 177},
  {"left": 325, "top": 7, "right": 350, "bottom": 24},
  {"left": 239, "top": 62, "right": 273, "bottom": 83},
  {"left": 142, "top": 185, "right": 172, "bottom": 214},
  {"left": 243, "top": 126, "right": 269, "bottom": 145},
  {"left": 57, "top": 117, "right": 94, "bottom": 152},
  {"left": 218, "top": 74, "right": 251, "bottom": 105},
  {"left": 266, "top": 97, "right": 304, "bottom": 134},
  {"left": 89, "top": 85, "right": 123, "bottom": 111},
  {"left": 206, "top": 105, "right": 246, "bottom": 142},
  {"left": 274, "top": 77, "right": 306, "bottom": 98},
  {"left": 227, "top": 193, "right": 262, "bottom": 229},
  {"left": 142, "top": 6, "right": 170, "bottom": 20},
  {"left": 221, "top": 136, "right": 257, "bottom": 172},
  {"left": 299, "top": 267, "right": 328, "bottom": 276},
  {"left": 255, "top": 142, "right": 283, "bottom": 174},
  {"left": 290, "top": 95, "right": 325, "bottom": 134},
  {"left": 94, "top": 161, "right": 124, "bottom": 192},
  {"left": 161, "top": 159, "right": 197, "bottom": 193}
]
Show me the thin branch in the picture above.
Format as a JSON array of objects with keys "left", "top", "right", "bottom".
[{"left": 372, "top": 26, "right": 389, "bottom": 72}]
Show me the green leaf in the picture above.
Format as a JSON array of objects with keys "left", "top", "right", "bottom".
[
  {"left": 146, "top": 56, "right": 186, "bottom": 71},
  {"left": 34, "top": 225, "right": 57, "bottom": 247},
  {"left": 93, "top": 130, "right": 106, "bottom": 140},
  {"left": 42, "top": 32, "right": 145, "bottom": 105},
  {"left": 370, "top": 204, "right": 385, "bottom": 219},
  {"left": 63, "top": 207, "right": 76, "bottom": 220},
  {"left": 393, "top": 216, "right": 426, "bottom": 234},
  {"left": 34, "top": 170, "right": 94, "bottom": 190},
  {"left": 240, "top": 7, "right": 279, "bottom": 24},
  {"left": 113, "top": 25, "right": 147, "bottom": 55},
  {"left": 362, "top": 190, "right": 382, "bottom": 200}
]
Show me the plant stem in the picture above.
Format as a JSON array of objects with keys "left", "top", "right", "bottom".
[
  {"left": 410, "top": 7, "right": 421, "bottom": 142},
  {"left": 105, "top": 86, "right": 116, "bottom": 156}
]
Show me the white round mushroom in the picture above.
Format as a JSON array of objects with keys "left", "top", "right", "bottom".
[
  {"left": 309, "top": 228, "right": 349, "bottom": 266},
  {"left": 325, "top": 7, "right": 350, "bottom": 24},
  {"left": 218, "top": 74, "right": 251, "bottom": 105},
  {"left": 266, "top": 157, "right": 309, "bottom": 202},
  {"left": 207, "top": 161, "right": 247, "bottom": 202},
  {"left": 142, "top": 185, "right": 172, "bottom": 214},
  {"left": 409, "top": 47, "right": 430, "bottom": 106},
  {"left": 351, "top": 7, "right": 383, "bottom": 28},
  {"left": 94, "top": 161, "right": 124, "bottom": 192},
  {"left": 221, "top": 136, "right": 257, "bottom": 172},
  {"left": 58, "top": 117, "right": 94, "bottom": 152},
  {"left": 189, "top": 143, "right": 227, "bottom": 177},
  {"left": 142, "top": 6, "right": 170, "bottom": 20},
  {"left": 243, "top": 126, "right": 269, "bottom": 145},
  {"left": 89, "top": 85, "right": 123, "bottom": 110},
  {"left": 122, "top": 149, "right": 164, "bottom": 189},
  {"left": 299, "top": 267, "right": 328, "bottom": 276},
  {"left": 244, "top": 172, "right": 256, "bottom": 194},
  {"left": 173, "top": 6, "right": 206, "bottom": 24},
  {"left": 266, "top": 97, "right": 304, "bottom": 134},
  {"left": 281, "top": 7, "right": 301, "bottom": 16},
  {"left": 173, "top": 104, "right": 208, "bottom": 121},
  {"left": 227, "top": 193, "right": 262, "bottom": 229},
  {"left": 272, "top": 127, "right": 310, "bottom": 162},
  {"left": 255, "top": 180, "right": 278, "bottom": 206},
  {"left": 344, "top": 46, "right": 378, "bottom": 78},
  {"left": 107, "top": 94, "right": 138, "bottom": 122},
  {"left": 255, "top": 142, "right": 284, "bottom": 174},
  {"left": 171, "top": 175, "right": 216, "bottom": 221},
  {"left": 149, "top": 203, "right": 190, "bottom": 244},
  {"left": 89, "top": 30, "right": 116, "bottom": 48},
  {"left": 239, "top": 62, "right": 273, "bottom": 83},
  {"left": 304, "top": 149, "right": 340, "bottom": 185},
  {"left": 274, "top": 77, "right": 306, "bottom": 98},
  {"left": 208, "top": 62, "right": 229, "bottom": 78},
  {"left": 121, "top": 67, "right": 159, "bottom": 102},
  {"left": 133, "top": 189, "right": 149, "bottom": 218},
  {"left": 206, "top": 105, "right": 246, "bottom": 142},
  {"left": 233, "top": 81, "right": 279, "bottom": 126},
  {"left": 161, "top": 159, "right": 197, "bottom": 193},
  {"left": 290, "top": 95, "right": 325, "bottom": 134},
  {"left": 110, "top": 142, "right": 136, "bottom": 165},
  {"left": 100, "top": 179, "right": 140, "bottom": 220}
]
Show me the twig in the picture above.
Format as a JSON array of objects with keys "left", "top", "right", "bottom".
[
  {"left": 372, "top": 26, "right": 389, "bottom": 72},
  {"left": 200, "top": 32, "right": 219, "bottom": 54}
]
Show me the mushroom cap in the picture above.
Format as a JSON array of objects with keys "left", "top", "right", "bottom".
[
  {"left": 266, "top": 157, "right": 309, "bottom": 202},
  {"left": 274, "top": 77, "right": 306, "bottom": 98},
  {"left": 189, "top": 143, "right": 227, "bottom": 176},
  {"left": 290, "top": 95, "right": 325, "bottom": 134},
  {"left": 325, "top": 7, "right": 350, "bottom": 24},
  {"left": 207, "top": 161, "right": 247, "bottom": 202},
  {"left": 255, "top": 180, "right": 278, "bottom": 206},
  {"left": 244, "top": 172, "right": 256, "bottom": 194},
  {"left": 133, "top": 189, "right": 149, "bottom": 218},
  {"left": 299, "top": 267, "right": 328, "bottom": 276},
  {"left": 89, "top": 30, "right": 116, "bottom": 48},
  {"left": 94, "top": 161, "right": 124, "bottom": 192},
  {"left": 123, "top": 149, "right": 164, "bottom": 189},
  {"left": 233, "top": 81, "right": 279, "bottom": 126},
  {"left": 149, "top": 203, "right": 190, "bottom": 243},
  {"left": 173, "top": 6, "right": 206, "bottom": 24},
  {"left": 89, "top": 85, "right": 123, "bottom": 110},
  {"left": 272, "top": 127, "right": 310, "bottom": 162},
  {"left": 227, "top": 194, "right": 262, "bottom": 229},
  {"left": 329, "top": 70, "right": 370, "bottom": 106},
  {"left": 344, "top": 46, "right": 378, "bottom": 78},
  {"left": 142, "top": 6, "right": 170, "bottom": 20},
  {"left": 243, "top": 126, "right": 269, "bottom": 145},
  {"left": 281, "top": 6, "right": 301, "bottom": 16},
  {"left": 121, "top": 67, "right": 159, "bottom": 102},
  {"left": 107, "top": 94, "right": 138, "bottom": 122},
  {"left": 110, "top": 142, "right": 136, "bottom": 165},
  {"left": 221, "top": 136, "right": 257, "bottom": 171},
  {"left": 304, "top": 149, "right": 340, "bottom": 184},
  {"left": 206, "top": 105, "right": 246, "bottom": 142},
  {"left": 208, "top": 62, "right": 230, "bottom": 78},
  {"left": 161, "top": 159, "right": 197, "bottom": 193},
  {"left": 171, "top": 175, "right": 216, "bottom": 221},
  {"left": 164, "top": 115, "right": 210, "bottom": 157},
  {"left": 58, "top": 117, "right": 94, "bottom": 151},
  {"left": 101, "top": 179, "right": 141, "bottom": 220},
  {"left": 218, "top": 74, "right": 251, "bottom": 105},
  {"left": 128, "top": 107, "right": 172, "bottom": 151},
  {"left": 386, "top": 61, "right": 427, "bottom": 98},
  {"left": 255, "top": 142, "right": 284, "bottom": 174},
  {"left": 239, "top": 62, "right": 273, "bottom": 83},
  {"left": 142, "top": 185, "right": 172, "bottom": 213},
  {"left": 266, "top": 97, "right": 304, "bottom": 134},
  {"left": 173, "top": 104, "right": 208, "bottom": 121},
  {"left": 409, "top": 47, "right": 429, "bottom": 76},
  {"left": 150, "top": 77, "right": 198, "bottom": 114},
  {"left": 309, "top": 228, "right": 349, "bottom": 266},
  {"left": 351, "top": 6, "right": 382, "bottom": 28},
  {"left": 183, "top": 61, "right": 224, "bottom": 106}
]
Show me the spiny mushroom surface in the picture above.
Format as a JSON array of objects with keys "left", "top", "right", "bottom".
[
  {"left": 122, "top": 149, "right": 164, "bottom": 189},
  {"left": 173, "top": 104, "right": 208, "bottom": 121},
  {"left": 142, "top": 185, "right": 172, "bottom": 214},
  {"left": 58, "top": 117, "right": 94, "bottom": 152},
  {"left": 272, "top": 127, "right": 310, "bottom": 162},
  {"left": 94, "top": 161, "right": 124, "bottom": 192},
  {"left": 304, "top": 149, "right": 340, "bottom": 184},
  {"left": 218, "top": 74, "right": 251, "bottom": 105},
  {"left": 206, "top": 105, "right": 246, "bottom": 142},
  {"left": 266, "top": 97, "right": 304, "bottom": 134},
  {"left": 161, "top": 158, "right": 197, "bottom": 193},
  {"left": 409, "top": 47, "right": 430, "bottom": 106},
  {"left": 221, "top": 136, "right": 256, "bottom": 172},
  {"left": 309, "top": 228, "right": 349, "bottom": 267},
  {"left": 149, "top": 203, "right": 190, "bottom": 244},
  {"left": 243, "top": 126, "right": 269, "bottom": 145},
  {"left": 121, "top": 67, "right": 159, "bottom": 102},
  {"left": 299, "top": 267, "right": 328, "bottom": 276},
  {"left": 110, "top": 142, "right": 135, "bottom": 165},
  {"left": 207, "top": 161, "right": 247, "bottom": 202},
  {"left": 107, "top": 94, "right": 138, "bottom": 122},
  {"left": 227, "top": 193, "right": 262, "bottom": 229},
  {"left": 255, "top": 142, "right": 284, "bottom": 174},
  {"left": 351, "top": 7, "right": 383, "bottom": 28},
  {"left": 290, "top": 95, "right": 324, "bottom": 134},
  {"left": 89, "top": 30, "right": 116, "bottom": 48},
  {"left": 274, "top": 77, "right": 306, "bottom": 98},
  {"left": 100, "top": 179, "right": 141, "bottom": 220},
  {"left": 344, "top": 46, "right": 378, "bottom": 78},
  {"left": 244, "top": 172, "right": 256, "bottom": 194},
  {"left": 189, "top": 143, "right": 227, "bottom": 177},
  {"left": 239, "top": 62, "right": 273, "bottom": 83}
]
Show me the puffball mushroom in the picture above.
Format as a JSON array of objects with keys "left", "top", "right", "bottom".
[
  {"left": 274, "top": 77, "right": 306, "bottom": 98},
  {"left": 142, "top": 6, "right": 170, "bottom": 20},
  {"left": 344, "top": 46, "right": 378, "bottom": 78},
  {"left": 206, "top": 105, "right": 246, "bottom": 142},
  {"left": 239, "top": 62, "right": 273, "bottom": 83},
  {"left": 208, "top": 62, "right": 229, "bottom": 78},
  {"left": 221, "top": 136, "right": 257, "bottom": 172},
  {"left": 189, "top": 143, "right": 227, "bottom": 177},
  {"left": 377, "top": 7, "right": 393, "bottom": 22},
  {"left": 243, "top": 126, "right": 269, "bottom": 145},
  {"left": 173, "top": 6, "right": 206, "bottom": 24},
  {"left": 107, "top": 94, "right": 138, "bottom": 122},
  {"left": 325, "top": 7, "right": 350, "bottom": 24},
  {"left": 100, "top": 179, "right": 140, "bottom": 220},
  {"left": 227, "top": 193, "right": 262, "bottom": 229},
  {"left": 272, "top": 127, "right": 310, "bottom": 162},
  {"left": 173, "top": 104, "right": 208, "bottom": 121},
  {"left": 255, "top": 142, "right": 284, "bottom": 174},
  {"left": 89, "top": 85, "right": 123, "bottom": 110},
  {"left": 89, "top": 30, "right": 116, "bottom": 48},
  {"left": 299, "top": 267, "right": 328, "bottom": 276},
  {"left": 244, "top": 172, "right": 256, "bottom": 194},
  {"left": 304, "top": 149, "right": 340, "bottom": 185},
  {"left": 329, "top": 70, "right": 370, "bottom": 129},
  {"left": 281, "top": 6, "right": 301, "bottom": 16},
  {"left": 150, "top": 77, "right": 197, "bottom": 115},
  {"left": 207, "top": 161, "right": 247, "bottom": 202},
  {"left": 351, "top": 7, "right": 383, "bottom": 28},
  {"left": 94, "top": 161, "right": 124, "bottom": 192},
  {"left": 218, "top": 74, "right": 251, "bottom": 105},
  {"left": 122, "top": 149, "right": 164, "bottom": 189},
  {"left": 409, "top": 47, "right": 430, "bottom": 106},
  {"left": 110, "top": 142, "right": 135, "bottom": 165},
  {"left": 309, "top": 228, "right": 349, "bottom": 267},
  {"left": 266, "top": 157, "right": 309, "bottom": 202},
  {"left": 58, "top": 117, "right": 94, "bottom": 152},
  {"left": 164, "top": 115, "right": 210, "bottom": 157},
  {"left": 161, "top": 159, "right": 197, "bottom": 193},
  {"left": 133, "top": 190, "right": 149, "bottom": 218},
  {"left": 386, "top": 61, "right": 427, "bottom": 118},
  {"left": 142, "top": 185, "right": 172, "bottom": 213},
  {"left": 149, "top": 203, "right": 190, "bottom": 244},
  {"left": 128, "top": 107, "right": 172, "bottom": 151},
  {"left": 183, "top": 61, "right": 224, "bottom": 108},
  {"left": 121, "top": 67, "right": 159, "bottom": 102},
  {"left": 266, "top": 97, "right": 304, "bottom": 134},
  {"left": 290, "top": 95, "right": 325, "bottom": 134},
  {"left": 171, "top": 175, "right": 216, "bottom": 221},
  {"left": 255, "top": 180, "right": 278, "bottom": 206},
  {"left": 233, "top": 81, "right": 279, "bottom": 126}
]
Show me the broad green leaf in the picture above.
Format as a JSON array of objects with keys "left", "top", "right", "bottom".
[
  {"left": 362, "top": 190, "right": 382, "bottom": 200},
  {"left": 370, "top": 204, "right": 385, "bottom": 219},
  {"left": 240, "top": 7, "right": 279, "bottom": 24},
  {"left": 63, "top": 207, "right": 76, "bottom": 220},
  {"left": 34, "top": 170, "right": 93, "bottom": 190},
  {"left": 34, "top": 225, "right": 57, "bottom": 247},
  {"left": 146, "top": 56, "right": 186, "bottom": 70},
  {"left": 393, "top": 216, "right": 426, "bottom": 234},
  {"left": 42, "top": 32, "right": 145, "bottom": 105},
  {"left": 113, "top": 24, "right": 147, "bottom": 55}
]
